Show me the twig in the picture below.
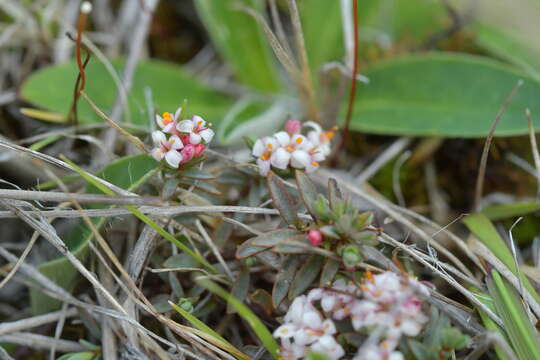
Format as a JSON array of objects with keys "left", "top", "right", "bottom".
[
  {"left": 0, "top": 231, "right": 38, "bottom": 289},
  {"left": 473, "top": 80, "right": 523, "bottom": 211},
  {"left": 0, "top": 333, "right": 85, "bottom": 352},
  {"left": 0, "top": 308, "right": 78, "bottom": 335},
  {"left": 0, "top": 189, "right": 161, "bottom": 205},
  {"left": 196, "top": 220, "right": 234, "bottom": 281}
]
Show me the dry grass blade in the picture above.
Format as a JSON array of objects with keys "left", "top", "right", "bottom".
[
  {"left": 526, "top": 108, "right": 540, "bottom": 198},
  {"left": 0, "top": 308, "right": 78, "bottom": 335},
  {"left": 0, "top": 333, "right": 85, "bottom": 352},
  {"left": 473, "top": 80, "right": 523, "bottom": 212},
  {"left": 0, "top": 231, "right": 38, "bottom": 289},
  {"left": 0, "top": 189, "right": 162, "bottom": 205}
]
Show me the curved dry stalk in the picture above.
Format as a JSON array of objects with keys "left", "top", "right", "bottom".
[
  {"left": 0, "top": 189, "right": 161, "bottom": 205},
  {"left": 0, "top": 230, "right": 38, "bottom": 289}
]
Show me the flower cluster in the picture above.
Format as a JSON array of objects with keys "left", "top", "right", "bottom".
[
  {"left": 252, "top": 120, "right": 335, "bottom": 176},
  {"left": 274, "top": 272, "right": 430, "bottom": 360},
  {"left": 150, "top": 107, "right": 214, "bottom": 168}
]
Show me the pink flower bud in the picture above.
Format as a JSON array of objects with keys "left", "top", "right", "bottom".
[
  {"left": 307, "top": 229, "right": 323, "bottom": 246},
  {"left": 285, "top": 120, "right": 302, "bottom": 135},
  {"left": 194, "top": 144, "right": 205, "bottom": 157},
  {"left": 180, "top": 144, "right": 195, "bottom": 163}
]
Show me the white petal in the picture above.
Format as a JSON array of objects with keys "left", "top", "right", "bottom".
[
  {"left": 270, "top": 148, "right": 290, "bottom": 169},
  {"left": 192, "top": 115, "right": 206, "bottom": 128},
  {"left": 303, "top": 121, "right": 322, "bottom": 133},
  {"left": 252, "top": 139, "right": 265, "bottom": 157},
  {"left": 164, "top": 150, "right": 183, "bottom": 168},
  {"left": 189, "top": 132, "right": 202, "bottom": 144},
  {"left": 177, "top": 120, "right": 194, "bottom": 133},
  {"left": 274, "top": 131, "right": 290, "bottom": 147},
  {"left": 307, "top": 131, "right": 321, "bottom": 146},
  {"left": 321, "top": 319, "right": 336, "bottom": 335},
  {"left": 400, "top": 319, "right": 423, "bottom": 336},
  {"left": 285, "top": 296, "right": 307, "bottom": 324},
  {"left": 155, "top": 114, "right": 165, "bottom": 128},
  {"left": 307, "top": 288, "right": 324, "bottom": 302},
  {"left": 168, "top": 135, "right": 184, "bottom": 150},
  {"left": 256, "top": 158, "right": 271, "bottom": 176},
  {"left": 200, "top": 128, "right": 214, "bottom": 143},
  {"left": 290, "top": 150, "right": 311, "bottom": 168},
  {"left": 273, "top": 324, "right": 297, "bottom": 339},
  {"left": 163, "top": 123, "right": 176, "bottom": 133},
  {"left": 174, "top": 107, "right": 182, "bottom": 120},
  {"left": 389, "top": 352, "right": 404, "bottom": 360},
  {"left": 150, "top": 148, "right": 164, "bottom": 161},
  {"left": 151, "top": 131, "right": 167, "bottom": 145},
  {"left": 321, "top": 295, "right": 336, "bottom": 312},
  {"left": 302, "top": 310, "right": 322, "bottom": 328}
]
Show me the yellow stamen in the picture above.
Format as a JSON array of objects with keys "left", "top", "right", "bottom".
[
  {"left": 286, "top": 145, "right": 295, "bottom": 152},
  {"left": 366, "top": 271, "right": 374, "bottom": 283},
  {"left": 325, "top": 131, "right": 335, "bottom": 140},
  {"left": 311, "top": 161, "right": 319, "bottom": 167},
  {"left": 295, "top": 137, "right": 303, "bottom": 144},
  {"left": 261, "top": 152, "right": 271, "bottom": 161},
  {"left": 162, "top": 112, "right": 173, "bottom": 125},
  {"left": 267, "top": 143, "right": 273, "bottom": 150},
  {"left": 197, "top": 120, "right": 204, "bottom": 126}
]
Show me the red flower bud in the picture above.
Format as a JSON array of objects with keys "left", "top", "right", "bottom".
[
  {"left": 285, "top": 120, "right": 302, "bottom": 135},
  {"left": 307, "top": 229, "right": 323, "bottom": 246}
]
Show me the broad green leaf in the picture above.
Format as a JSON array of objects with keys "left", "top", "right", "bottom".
[
  {"left": 31, "top": 154, "right": 159, "bottom": 314},
  {"left": 267, "top": 172, "right": 300, "bottom": 226},
  {"left": 487, "top": 270, "right": 540, "bottom": 360},
  {"left": 57, "top": 352, "right": 96, "bottom": 360},
  {"left": 288, "top": 255, "right": 324, "bottom": 299},
  {"left": 351, "top": 53, "right": 540, "bottom": 137},
  {"left": 194, "top": 0, "right": 280, "bottom": 92},
  {"left": 196, "top": 277, "right": 280, "bottom": 359},
  {"left": 236, "top": 238, "right": 268, "bottom": 259},
  {"left": 463, "top": 214, "right": 540, "bottom": 306},
  {"left": 481, "top": 202, "right": 540, "bottom": 221},
  {"left": 475, "top": 24, "right": 540, "bottom": 81},
  {"left": 20, "top": 59, "right": 233, "bottom": 125}
]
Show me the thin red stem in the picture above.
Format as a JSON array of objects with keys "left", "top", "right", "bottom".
[
  {"left": 75, "top": 11, "right": 87, "bottom": 94},
  {"left": 338, "top": 0, "right": 359, "bottom": 154}
]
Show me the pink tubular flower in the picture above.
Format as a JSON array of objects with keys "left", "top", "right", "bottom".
[
  {"left": 150, "top": 131, "right": 184, "bottom": 168},
  {"left": 308, "top": 229, "right": 323, "bottom": 246},
  {"left": 285, "top": 120, "right": 302, "bottom": 135},
  {"left": 180, "top": 144, "right": 196, "bottom": 163}
]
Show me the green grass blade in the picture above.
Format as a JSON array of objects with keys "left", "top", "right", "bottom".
[
  {"left": 487, "top": 270, "right": 540, "bottom": 360},
  {"left": 61, "top": 156, "right": 218, "bottom": 274},
  {"left": 196, "top": 277, "right": 280, "bottom": 359},
  {"left": 463, "top": 213, "right": 540, "bottom": 306}
]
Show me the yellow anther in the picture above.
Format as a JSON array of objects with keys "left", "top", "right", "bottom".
[
  {"left": 261, "top": 152, "right": 271, "bottom": 161},
  {"left": 295, "top": 137, "right": 303, "bottom": 144},
  {"left": 311, "top": 161, "right": 319, "bottom": 167},
  {"left": 267, "top": 143, "right": 273, "bottom": 150},
  {"left": 286, "top": 145, "right": 295, "bottom": 152}
]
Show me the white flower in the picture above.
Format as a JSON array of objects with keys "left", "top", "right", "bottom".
[
  {"left": 177, "top": 115, "right": 214, "bottom": 144},
  {"left": 304, "top": 121, "right": 335, "bottom": 157},
  {"left": 252, "top": 136, "right": 279, "bottom": 176},
  {"left": 150, "top": 131, "right": 184, "bottom": 168},
  {"left": 156, "top": 107, "right": 182, "bottom": 133},
  {"left": 310, "top": 335, "right": 345, "bottom": 359},
  {"left": 354, "top": 344, "right": 404, "bottom": 360}
]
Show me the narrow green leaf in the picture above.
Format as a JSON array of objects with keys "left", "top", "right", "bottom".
[
  {"left": 288, "top": 255, "right": 325, "bottom": 299},
  {"left": 487, "top": 270, "right": 540, "bottom": 360},
  {"left": 267, "top": 172, "right": 299, "bottom": 226},
  {"left": 251, "top": 229, "right": 305, "bottom": 247},
  {"left": 227, "top": 267, "right": 250, "bottom": 314},
  {"left": 295, "top": 170, "right": 320, "bottom": 220},
  {"left": 351, "top": 53, "right": 540, "bottom": 137},
  {"left": 196, "top": 277, "right": 280, "bottom": 359},
  {"left": 319, "top": 258, "right": 340, "bottom": 287},
  {"left": 463, "top": 213, "right": 540, "bottom": 306},
  {"left": 273, "top": 255, "right": 302, "bottom": 308},
  {"left": 236, "top": 238, "right": 268, "bottom": 259},
  {"left": 194, "top": 0, "right": 280, "bottom": 92},
  {"left": 481, "top": 202, "right": 540, "bottom": 221}
]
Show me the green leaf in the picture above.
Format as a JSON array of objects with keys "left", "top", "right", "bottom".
[
  {"left": 319, "top": 258, "right": 340, "bottom": 287},
  {"left": 481, "top": 202, "right": 540, "bottom": 221},
  {"left": 20, "top": 59, "right": 233, "bottom": 125},
  {"left": 487, "top": 270, "right": 540, "bottom": 360},
  {"left": 251, "top": 229, "right": 305, "bottom": 247},
  {"left": 463, "top": 214, "right": 540, "bottom": 306},
  {"left": 273, "top": 255, "right": 302, "bottom": 308},
  {"left": 288, "top": 255, "right": 325, "bottom": 299},
  {"left": 475, "top": 24, "right": 540, "bottom": 81},
  {"left": 196, "top": 277, "right": 280, "bottom": 359},
  {"left": 227, "top": 267, "right": 250, "bottom": 314},
  {"left": 57, "top": 352, "right": 96, "bottom": 360},
  {"left": 267, "top": 172, "right": 300, "bottom": 226},
  {"left": 194, "top": 0, "right": 280, "bottom": 92},
  {"left": 351, "top": 52, "right": 540, "bottom": 137},
  {"left": 31, "top": 154, "right": 159, "bottom": 314},
  {"left": 236, "top": 239, "right": 268, "bottom": 259},
  {"left": 295, "top": 170, "right": 320, "bottom": 221}
]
